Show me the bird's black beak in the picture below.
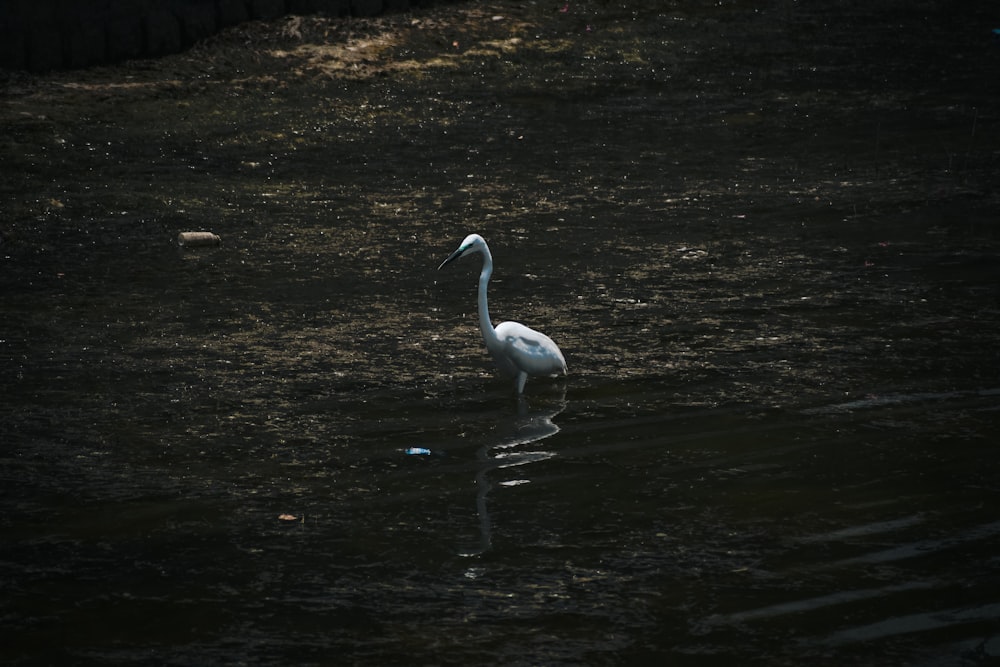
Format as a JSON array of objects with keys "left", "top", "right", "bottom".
[{"left": 438, "top": 247, "right": 466, "bottom": 270}]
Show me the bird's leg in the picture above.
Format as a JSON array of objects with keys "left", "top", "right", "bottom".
[{"left": 515, "top": 371, "right": 528, "bottom": 395}]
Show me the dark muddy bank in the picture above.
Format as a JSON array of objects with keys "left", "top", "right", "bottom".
[{"left": 0, "top": 0, "right": 459, "bottom": 72}]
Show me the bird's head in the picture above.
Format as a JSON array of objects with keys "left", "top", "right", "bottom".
[{"left": 438, "top": 234, "right": 487, "bottom": 270}]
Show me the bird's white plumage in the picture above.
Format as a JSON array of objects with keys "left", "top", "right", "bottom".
[
  {"left": 438, "top": 234, "right": 567, "bottom": 394},
  {"left": 494, "top": 321, "right": 566, "bottom": 377}
]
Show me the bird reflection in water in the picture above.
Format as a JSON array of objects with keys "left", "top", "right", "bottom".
[{"left": 459, "top": 393, "right": 566, "bottom": 558}]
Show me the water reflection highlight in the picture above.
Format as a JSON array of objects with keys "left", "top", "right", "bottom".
[{"left": 460, "top": 393, "right": 565, "bottom": 557}]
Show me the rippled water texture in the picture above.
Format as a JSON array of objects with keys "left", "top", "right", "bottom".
[{"left": 2, "top": 1, "right": 1000, "bottom": 664}]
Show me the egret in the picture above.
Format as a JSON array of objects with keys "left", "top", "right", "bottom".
[{"left": 438, "top": 234, "right": 567, "bottom": 394}]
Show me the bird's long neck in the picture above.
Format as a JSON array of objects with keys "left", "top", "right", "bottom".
[{"left": 477, "top": 248, "right": 502, "bottom": 349}]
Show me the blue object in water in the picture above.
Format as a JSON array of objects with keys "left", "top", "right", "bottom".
[{"left": 405, "top": 447, "right": 432, "bottom": 456}]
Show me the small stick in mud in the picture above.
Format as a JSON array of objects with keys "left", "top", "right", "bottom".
[{"left": 177, "top": 231, "right": 222, "bottom": 247}]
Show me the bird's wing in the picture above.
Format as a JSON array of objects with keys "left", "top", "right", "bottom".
[{"left": 496, "top": 321, "right": 567, "bottom": 376}]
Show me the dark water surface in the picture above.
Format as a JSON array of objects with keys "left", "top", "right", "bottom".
[{"left": 3, "top": 1, "right": 1000, "bottom": 664}]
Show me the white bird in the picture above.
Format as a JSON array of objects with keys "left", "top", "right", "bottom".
[{"left": 438, "top": 234, "right": 567, "bottom": 394}]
